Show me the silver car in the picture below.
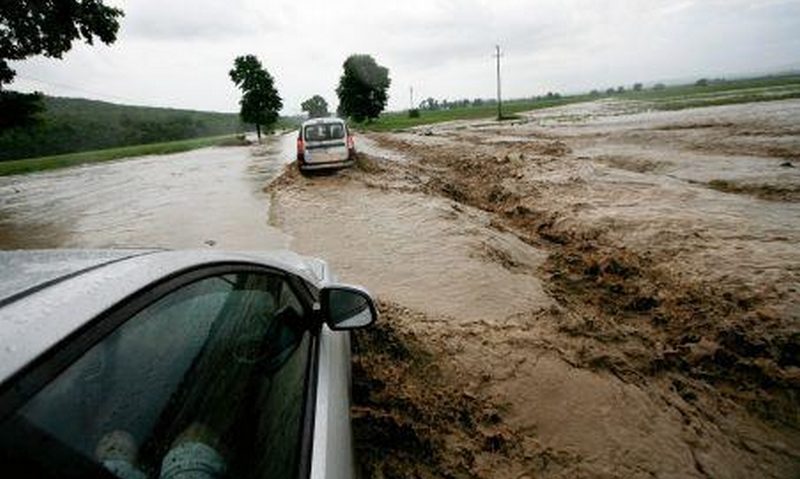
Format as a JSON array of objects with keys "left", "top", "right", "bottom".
[
  {"left": 296, "top": 118, "right": 356, "bottom": 171},
  {"left": 0, "top": 249, "right": 377, "bottom": 479}
]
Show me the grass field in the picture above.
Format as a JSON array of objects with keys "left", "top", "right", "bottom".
[
  {"left": 361, "top": 95, "right": 594, "bottom": 131},
  {"left": 361, "top": 74, "right": 800, "bottom": 132},
  {"left": 0, "top": 134, "right": 249, "bottom": 177}
]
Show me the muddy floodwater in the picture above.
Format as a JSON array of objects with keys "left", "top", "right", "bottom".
[
  {"left": 1, "top": 99, "right": 799, "bottom": 478},
  {"left": 0, "top": 134, "right": 296, "bottom": 250}
]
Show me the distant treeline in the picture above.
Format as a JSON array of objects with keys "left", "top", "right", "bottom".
[
  {"left": 0, "top": 96, "right": 247, "bottom": 161},
  {"left": 417, "top": 92, "right": 564, "bottom": 111}
]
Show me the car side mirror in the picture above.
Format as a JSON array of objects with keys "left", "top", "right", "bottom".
[{"left": 320, "top": 285, "right": 377, "bottom": 330}]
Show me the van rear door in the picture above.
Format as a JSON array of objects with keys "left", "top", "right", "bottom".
[{"left": 303, "top": 122, "right": 349, "bottom": 164}]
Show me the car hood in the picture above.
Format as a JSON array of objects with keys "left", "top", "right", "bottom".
[
  {"left": 0, "top": 249, "right": 331, "bottom": 308},
  {"left": 0, "top": 248, "right": 332, "bottom": 383}
]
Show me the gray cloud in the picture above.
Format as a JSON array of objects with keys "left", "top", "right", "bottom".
[
  {"left": 8, "top": 0, "right": 800, "bottom": 114},
  {"left": 119, "top": 0, "right": 276, "bottom": 40}
]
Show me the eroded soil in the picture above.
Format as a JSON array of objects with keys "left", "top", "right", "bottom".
[{"left": 269, "top": 99, "right": 800, "bottom": 478}]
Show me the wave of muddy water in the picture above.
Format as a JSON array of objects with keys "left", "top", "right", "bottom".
[
  {"left": 0, "top": 135, "right": 295, "bottom": 249},
  {"left": 271, "top": 174, "right": 549, "bottom": 322},
  {"left": 270, "top": 100, "right": 800, "bottom": 478}
]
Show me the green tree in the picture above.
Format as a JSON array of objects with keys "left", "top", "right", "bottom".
[
  {"left": 301, "top": 95, "right": 329, "bottom": 118},
  {"left": 336, "top": 54, "right": 390, "bottom": 123},
  {"left": 0, "top": 90, "right": 44, "bottom": 130},
  {"left": 229, "top": 55, "right": 282, "bottom": 142},
  {"left": 420, "top": 97, "right": 438, "bottom": 110},
  {"left": 0, "top": 0, "right": 123, "bottom": 130}
]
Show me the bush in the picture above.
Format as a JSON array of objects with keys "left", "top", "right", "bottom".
[{"left": 408, "top": 108, "right": 420, "bottom": 118}]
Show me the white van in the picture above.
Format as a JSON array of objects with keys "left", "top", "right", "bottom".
[{"left": 296, "top": 117, "right": 355, "bottom": 171}]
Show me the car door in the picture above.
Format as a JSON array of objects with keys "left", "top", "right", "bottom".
[{"left": 0, "top": 266, "right": 319, "bottom": 479}]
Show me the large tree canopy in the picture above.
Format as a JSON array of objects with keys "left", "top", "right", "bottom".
[
  {"left": 0, "top": 0, "right": 123, "bottom": 129},
  {"left": 229, "top": 54, "right": 282, "bottom": 142},
  {"left": 0, "top": 0, "right": 123, "bottom": 84},
  {"left": 301, "top": 95, "right": 329, "bottom": 118},
  {"left": 336, "top": 54, "right": 390, "bottom": 123}
]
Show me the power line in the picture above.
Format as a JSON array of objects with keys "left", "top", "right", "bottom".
[{"left": 14, "top": 74, "right": 141, "bottom": 104}]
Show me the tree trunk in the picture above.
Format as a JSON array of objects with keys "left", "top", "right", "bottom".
[{"left": 256, "top": 123, "right": 262, "bottom": 143}]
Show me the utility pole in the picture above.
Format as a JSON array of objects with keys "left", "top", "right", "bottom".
[
  {"left": 494, "top": 45, "right": 503, "bottom": 120},
  {"left": 409, "top": 86, "right": 414, "bottom": 110}
]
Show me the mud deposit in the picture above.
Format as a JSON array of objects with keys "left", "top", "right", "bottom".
[
  {"left": 351, "top": 303, "right": 524, "bottom": 479},
  {"left": 270, "top": 99, "right": 800, "bottom": 478}
]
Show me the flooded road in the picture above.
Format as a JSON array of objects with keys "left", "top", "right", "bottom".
[
  {"left": 272, "top": 180, "right": 551, "bottom": 322},
  {"left": 0, "top": 134, "right": 295, "bottom": 250}
]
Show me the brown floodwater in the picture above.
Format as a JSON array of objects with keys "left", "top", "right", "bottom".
[
  {"left": 272, "top": 182, "right": 551, "bottom": 322},
  {"left": 0, "top": 134, "right": 296, "bottom": 250},
  {"left": 269, "top": 100, "right": 800, "bottom": 478}
]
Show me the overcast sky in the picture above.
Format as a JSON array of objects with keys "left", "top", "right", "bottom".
[{"left": 8, "top": 0, "right": 800, "bottom": 115}]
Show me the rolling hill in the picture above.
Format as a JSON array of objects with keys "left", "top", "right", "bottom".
[{"left": 0, "top": 96, "right": 247, "bottom": 162}]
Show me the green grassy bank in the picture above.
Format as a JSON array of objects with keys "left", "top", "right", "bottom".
[{"left": 0, "top": 134, "right": 248, "bottom": 177}]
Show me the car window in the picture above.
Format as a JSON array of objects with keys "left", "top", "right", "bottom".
[
  {"left": 0, "top": 272, "right": 311, "bottom": 479},
  {"left": 303, "top": 123, "right": 345, "bottom": 142}
]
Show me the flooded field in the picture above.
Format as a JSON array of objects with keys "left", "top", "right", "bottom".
[
  {"left": 269, "top": 99, "right": 800, "bottom": 478},
  {"left": 0, "top": 134, "right": 295, "bottom": 250}
]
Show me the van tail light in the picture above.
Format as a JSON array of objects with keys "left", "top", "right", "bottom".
[
  {"left": 296, "top": 137, "right": 305, "bottom": 162},
  {"left": 346, "top": 134, "right": 355, "bottom": 150}
]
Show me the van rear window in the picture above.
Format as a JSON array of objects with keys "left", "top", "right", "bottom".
[{"left": 304, "top": 123, "right": 345, "bottom": 142}]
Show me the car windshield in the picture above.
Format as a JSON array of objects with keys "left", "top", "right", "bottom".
[{"left": 304, "top": 123, "right": 345, "bottom": 142}]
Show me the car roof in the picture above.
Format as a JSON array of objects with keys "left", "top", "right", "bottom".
[
  {"left": 0, "top": 249, "right": 329, "bottom": 383},
  {"left": 0, "top": 249, "right": 157, "bottom": 307},
  {"left": 301, "top": 117, "right": 346, "bottom": 128}
]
